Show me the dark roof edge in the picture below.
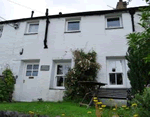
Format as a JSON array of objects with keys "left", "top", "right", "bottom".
[{"left": 0, "top": 5, "right": 148, "bottom": 24}]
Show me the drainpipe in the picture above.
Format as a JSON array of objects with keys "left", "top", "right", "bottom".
[
  {"left": 44, "top": 9, "right": 50, "bottom": 49},
  {"left": 129, "top": 9, "right": 136, "bottom": 32}
]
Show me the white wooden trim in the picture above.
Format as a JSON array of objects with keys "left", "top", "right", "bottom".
[
  {"left": 106, "top": 58, "right": 126, "bottom": 88},
  {"left": 105, "top": 16, "right": 122, "bottom": 28},
  {"left": 54, "top": 63, "right": 71, "bottom": 89},
  {"left": 25, "top": 63, "right": 39, "bottom": 77},
  {"left": 66, "top": 20, "right": 80, "bottom": 32},
  {"left": 26, "top": 21, "right": 39, "bottom": 34}
]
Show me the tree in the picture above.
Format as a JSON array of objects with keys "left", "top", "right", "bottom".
[{"left": 126, "top": 1, "right": 150, "bottom": 95}]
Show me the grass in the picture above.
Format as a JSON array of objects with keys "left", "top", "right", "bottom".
[
  {"left": 0, "top": 101, "right": 138, "bottom": 117},
  {"left": 0, "top": 101, "right": 97, "bottom": 117}
]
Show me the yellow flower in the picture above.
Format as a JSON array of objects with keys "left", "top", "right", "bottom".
[
  {"left": 126, "top": 107, "right": 129, "bottom": 109},
  {"left": 101, "top": 105, "right": 106, "bottom": 108},
  {"left": 62, "top": 113, "right": 65, "bottom": 116},
  {"left": 29, "top": 111, "right": 34, "bottom": 114},
  {"left": 87, "top": 111, "right": 92, "bottom": 114},
  {"left": 93, "top": 97, "right": 97, "bottom": 100},
  {"left": 132, "top": 103, "right": 137, "bottom": 107},
  {"left": 113, "top": 108, "right": 116, "bottom": 111},
  {"left": 133, "top": 114, "right": 138, "bottom": 117},
  {"left": 93, "top": 100, "right": 98, "bottom": 102},
  {"left": 97, "top": 102, "right": 102, "bottom": 105},
  {"left": 99, "top": 108, "right": 103, "bottom": 110},
  {"left": 122, "top": 105, "right": 127, "bottom": 108}
]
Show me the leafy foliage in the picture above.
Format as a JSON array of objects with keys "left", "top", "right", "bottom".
[
  {"left": 0, "top": 68, "right": 15, "bottom": 102},
  {"left": 64, "top": 49, "right": 101, "bottom": 101},
  {"left": 132, "top": 88, "right": 150, "bottom": 117},
  {"left": 126, "top": 2, "right": 150, "bottom": 95}
]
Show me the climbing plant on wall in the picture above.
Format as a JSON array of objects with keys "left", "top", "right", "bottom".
[
  {"left": 0, "top": 68, "right": 15, "bottom": 102},
  {"left": 64, "top": 49, "right": 101, "bottom": 101}
]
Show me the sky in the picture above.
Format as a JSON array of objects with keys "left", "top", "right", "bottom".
[{"left": 0, "top": 0, "right": 148, "bottom": 21}]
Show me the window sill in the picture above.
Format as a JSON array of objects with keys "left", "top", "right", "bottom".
[
  {"left": 64, "top": 31, "right": 81, "bottom": 33},
  {"left": 49, "top": 88, "right": 65, "bottom": 90},
  {"left": 24, "top": 33, "right": 38, "bottom": 35},
  {"left": 105, "top": 27, "right": 123, "bottom": 30}
]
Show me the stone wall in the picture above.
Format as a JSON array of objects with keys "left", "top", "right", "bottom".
[{"left": 0, "top": 111, "right": 49, "bottom": 117}]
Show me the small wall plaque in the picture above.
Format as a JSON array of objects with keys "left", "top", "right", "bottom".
[{"left": 40, "top": 65, "right": 50, "bottom": 71}]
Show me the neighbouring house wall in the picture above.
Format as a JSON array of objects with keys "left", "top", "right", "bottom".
[{"left": 0, "top": 11, "right": 139, "bottom": 102}]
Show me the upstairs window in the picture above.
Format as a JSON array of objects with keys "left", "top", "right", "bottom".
[
  {"left": 67, "top": 21, "right": 80, "bottom": 31},
  {"left": 65, "top": 18, "right": 81, "bottom": 32},
  {"left": 26, "top": 22, "right": 39, "bottom": 33},
  {"left": 0, "top": 26, "right": 3, "bottom": 38},
  {"left": 106, "top": 16, "right": 122, "bottom": 28}
]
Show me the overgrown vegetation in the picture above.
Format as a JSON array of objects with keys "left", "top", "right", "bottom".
[
  {"left": 64, "top": 49, "right": 101, "bottom": 101},
  {"left": 0, "top": 68, "right": 15, "bottom": 102},
  {"left": 126, "top": 0, "right": 150, "bottom": 95},
  {"left": 132, "top": 87, "right": 150, "bottom": 117}
]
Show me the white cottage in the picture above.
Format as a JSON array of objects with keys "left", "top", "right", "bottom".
[{"left": 0, "top": 0, "right": 146, "bottom": 103}]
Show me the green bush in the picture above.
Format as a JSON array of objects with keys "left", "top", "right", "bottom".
[
  {"left": 64, "top": 49, "right": 101, "bottom": 101},
  {"left": 0, "top": 68, "right": 15, "bottom": 102},
  {"left": 132, "top": 88, "right": 150, "bottom": 117}
]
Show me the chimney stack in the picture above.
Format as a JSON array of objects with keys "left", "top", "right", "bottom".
[{"left": 116, "top": 0, "right": 127, "bottom": 9}]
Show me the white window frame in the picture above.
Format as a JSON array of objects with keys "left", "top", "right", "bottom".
[
  {"left": 25, "top": 63, "right": 39, "bottom": 77},
  {"left": 54, "top": 63, "right": 71, "bottom": 89},
  {"left": 66, "top": 20, "right": 80, "bottom": 32},
  {"left": 26, "top": 21, "right": 39, "bottom": 34},
  {"left": 106, "top": 16, "right": 122, "bottom": 29},
  {"left": 106, "top": 58, "right": 127, "bottom": 88},
  {"left": 0, "top": 26, "right": 3, "bottom": 38}
]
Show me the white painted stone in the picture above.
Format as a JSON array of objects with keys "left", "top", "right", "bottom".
[{"left": 0, "top": 10, "right": 143, "bottom": 102}]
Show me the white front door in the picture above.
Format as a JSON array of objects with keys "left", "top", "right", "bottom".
[{"left": 21, "top": 63, "right": 39, "bottom": 101}]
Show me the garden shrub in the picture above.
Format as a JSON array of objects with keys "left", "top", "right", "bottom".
[
  {"left": 126, "top": 2, "right": 150, "bottom": 95},
  {"left": 132, "top": 88, "right": 150, "bottom": 117},
  {"left": 64, "top": 49, "right": 101, "bottom": 101},
  {"left": 0, "top": 68, "right": 15, "bottom": 102}
]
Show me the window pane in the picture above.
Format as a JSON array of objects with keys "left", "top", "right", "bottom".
[
  {"left": 117, "top": 73, "right": 123, "bottom": 85},
  {"left": 56, "top": 76, "right": 64, "bottom": 86},
  {"left": 63, "top": 65, "right": 71, "bottom": 75},
  {"left": 27, "top": 65, "right": 32, "bottom": 69},
  {"left": 32, "top": 71, "right": 38, "bottom": 76},
  {"left": 68, "top": 21, "right": 79, "bottom": 31},
  {"left": 109, "top": 73, "right": 116, "bottom": 85},
  {"left": 33, "top": 65, "right": 39, "bottom": 70},
  {"left": 26, "top": 71, "right": 32, "bottom": 76},
  {"left": 29, "top": 24, "right": 39, "bottom": 33},
  {"left": 107, "top": 18, "right": 120, "bottom": 27},
  {"left": 57, "top": 65, "right": 63, "bottom": 75}
]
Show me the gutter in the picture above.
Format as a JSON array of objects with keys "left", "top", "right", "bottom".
[
  {"left": 0, "top": 6, "right": 147, "bottom": 24},
  {"left": 129, "top": 9, "right": 136, "bottom": 32},
  {"left": 44, "top": 9, "right": 50, "bottom": 49}
]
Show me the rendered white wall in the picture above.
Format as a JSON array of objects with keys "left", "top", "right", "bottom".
[{"left": 0, "top": 11, "right": 141, "bottom": 102}]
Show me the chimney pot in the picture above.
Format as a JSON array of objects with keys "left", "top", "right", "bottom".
[
  {"left": 59, "top": 12, "right": 62, "bottom": 15},
  {"left": 31, "top": 11, "right": 34, "bottom": 18}
]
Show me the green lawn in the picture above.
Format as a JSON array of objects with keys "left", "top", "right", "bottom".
[
  {"left": 0, "top": 101, "right": 137, "bottom": 117},
  {"left": 0, "top": 101, "right": 97, "bottom": 117}
]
